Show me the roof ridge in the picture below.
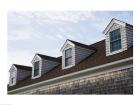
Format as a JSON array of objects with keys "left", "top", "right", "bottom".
[
  {"left": 13, "top": 64, "right": 32, "bottom": 71},
  {"left": 36, "top": 53, "right": 61, "bottom": 63},
  {"left": 68, "top": 39, "right": 95, "bottom": 50},
  {"left": 68, "top": 39, "right": 88, "bottom": 45},
  {"left": 13, "top": 64, "right": 31, "bottom": 68},
  {"left": 112, "top": 18, "right": 132, "bottom": 25}
]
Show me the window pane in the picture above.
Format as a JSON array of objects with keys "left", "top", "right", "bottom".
[
  {"left": 110, "top": 29, "right": 121, "bottom": 41},
  {"left": 34, "top": 61, "right": 39, "bottom": 76},
  {"left": 110, "top": 29, "right": 122, "bottom": 52},
  {"left": 65, "top": 57, "right": 72, "bottom": 66},
  {"left": 65, "top": 48, "right": 72, "bottom": 58},
  {"left": 110, "top": 40, "right": 122, "bottom": 52}
]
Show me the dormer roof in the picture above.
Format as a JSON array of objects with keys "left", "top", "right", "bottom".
[
  {"left": 36, "top": 53, "right": 61, "bottom": 63},
  {"left": 31, "top": 53, "right": 61, "bottom": 63},
  {"left": 13, "top": 64, "right": 32, "bottom": 71},
  {"left": 61, "top": 39, "right": 96, "bottom": 51},
  {"left": 103, "top": 18, "right": 133, "bottom": 35},
  {"left": 68, "top": 39, "right": 96, "bottom": 50}
]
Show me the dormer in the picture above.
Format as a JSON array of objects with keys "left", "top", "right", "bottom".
[
  {"left": 31, "top": 53, "right": 61, "bottom": 79},
  {"left": 61, "top": 39, "right": 96, "bottom": 69},
  {"left": 9, "top": 64, "right": 32, "bottom": 86},
  {"left": 103, "top": 18, "right": 133, "bottom": 56}
]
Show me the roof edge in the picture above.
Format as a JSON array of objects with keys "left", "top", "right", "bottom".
[
  {"left": 103, "top": 18, "right": 132, "bottom": 35},
  {"left": 8, "top": 57, "right": 133, "bottom": 93}
]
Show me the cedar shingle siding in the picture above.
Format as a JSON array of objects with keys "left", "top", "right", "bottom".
[{"left": 33, "top": 68, "right": 133, "bottom": 94}]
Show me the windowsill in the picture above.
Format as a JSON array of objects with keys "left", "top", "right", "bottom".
[
  {"left": 63, "top": 64, "right": 74, "bottom": 70},
  {"left": 32, "top": 74, "right": 41, "bottom": 79},
  {"left": 107, "top": 48, "right": 126, "bottom": 56},
  {"left": 9, "top": 83, "right": 16, "bottom": 86}
]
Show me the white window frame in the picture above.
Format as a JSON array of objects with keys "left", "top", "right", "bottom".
[
  {"left": 63, "top": 47, "right": 75, "bottom": 69},
  {"left": 9, "top": 74, "right": 16, "bottom": 86},
  {"left": 61, "top": 40, "right": 75, "bottom": 69},
  {"left": 65, "top": 48, "right": 72, "bottom": 67},
  {"left": 31, "top": 55, "right": 42, "bottom": 79},
  {"left": 9, "top": 65, "right": 17, "bottom": 86},
  {"left": 108, "top": 28, "right": 124, "bottom": 55},
  {"left": 109, "top": 28, "right": 122, "bottom": 52},
  {"left": 103, "top": 18, "right": 128, "bottom": 56}
]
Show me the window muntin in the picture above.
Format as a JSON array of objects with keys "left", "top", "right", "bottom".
[
  {"left": 65, "top": 48, "right": 72, "bottom": 67},
  {"left": 110, "top": 29, "right": 122, "bottom": 52},
  {"left": 34, "top": 61, "right": 40, "bottom": 76}
]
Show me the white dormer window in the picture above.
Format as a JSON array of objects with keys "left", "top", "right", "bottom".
[
  {"left": 10, "top": 76, "right": 16, "bottom": 86},
  {"left": 61, "top": 40, "right": 75, "bottom": 69},
  {"left": 9, "top": 65, "right": 17, "bottom": 86},
  {"left": 33, "top": 61, "right": 40, "bottom": 77},
  {"left": 65, "top": 48, "right": 72, "bottom": 67},
  {"left": 61, "top": 39, "right": 94, "bottom": 70},
  {"left": 31, "top": 53, "right": 60, "bottom": 79},
  {"left": 9, "top": 71, "right": 16, "bottom": 86},
  {"left": 31, "top": 54, "right": 42, "bottom": 79},
  {"left": 9, "top": 64, "right": 32, "bottom": 86},
  {"left": 103, "top": 18, "right": 133, "bottom": 56},
  {"left": 110, "top": 28, "right": 122, "bottom": 52}
]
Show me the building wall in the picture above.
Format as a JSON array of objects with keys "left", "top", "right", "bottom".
[
  {"left": 14, "top": 64, "right": 133, "bottom": 94},
  {"left": 17, "top": 69, "right": 31, "bottom": 81},
  {"left": 31, "top": 67, "right": 133, "bottom": 94},
  {"left": 8, "top": 58, "right": 133, "bottom": 94},
  {"left": 41, "top": 59, "right": 59, "bottom": 75},
  {"left": 126, "top": 26, "right": 133, "bottom": 48},
  {"left": 75, "top": 46, "right": 93, "bottom": 65}
]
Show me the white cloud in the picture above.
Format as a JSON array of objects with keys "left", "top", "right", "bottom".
[
  {"left": 8, "top": 11, "right": 132, "bottom": 69},
  {"left": 8, "top": 11, "right": 97, "bottom": 41},
  {"left": 55, "top": 34, "right": 66, "bottom": 40},
  {"left": 8, "top": 50, "right": 33, "bottom": 69},
  {"left": 33, "top": 11, "right": 96, "bottom": 23},
  {"left": 8, "top": 11, "right": 96, "bottom": 24},
  {"left": 8, "top": 27, "right": 34, "bottom": 40}
]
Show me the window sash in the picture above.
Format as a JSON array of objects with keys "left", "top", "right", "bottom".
[
  {"left": 110, "top": 40, "right": 122, "bottom": 52},
  {"left": 65, "top": 48, "right": 72, "bottom": 67},
  {"left": 34, "top": 61, "right": 39, "bottom": 76},
  {"left": 110, "top": 29, "right": 122, "bottom": 52},
  {"left": 65, "top": 48, "right": 72, "bottom": 58},
  {"left": 65, "top": 56, "right": 72, "bottom": 66},
  {"left": 110, "top": 29, "right": 121, "bottom": 42}
]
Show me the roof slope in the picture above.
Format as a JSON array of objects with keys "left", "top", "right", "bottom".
[
  {"left": 68, "top": 39, "right": 96, "bottom": 50},
  {"left": 103, "top": 18, "right": 133, "bottom": 34},
  {"left": 13, "top": 64, "right": 32, "bottom": 71},
  {"left": 37, "top": 53, "right": 61, "bottom": 63},
  {"left": 8, "top": 40, "right": 133, "bottom": 91}
]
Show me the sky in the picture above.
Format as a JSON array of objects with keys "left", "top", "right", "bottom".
[{"left": 8, "top": 11, "right": 133, "bottom": 68}]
